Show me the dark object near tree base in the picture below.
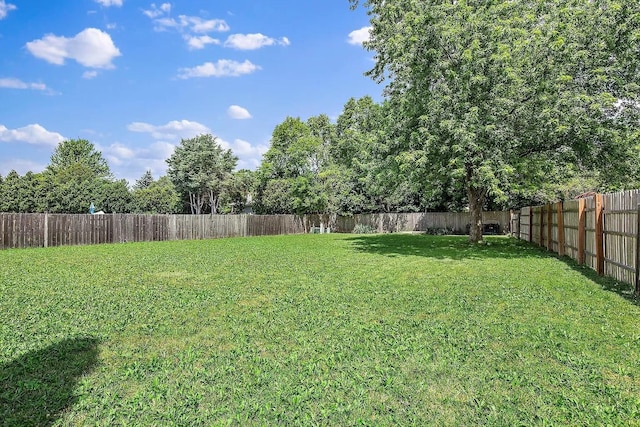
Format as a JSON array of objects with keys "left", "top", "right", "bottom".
[{"left": 466, "top": 222, "right": 500, "bottom": 235}]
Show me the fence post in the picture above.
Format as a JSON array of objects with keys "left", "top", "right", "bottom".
[
  {"left": 44, "top": 212, "right": 48, "bottom": 248},
  {"left": 546, "top": 204, "right": 553, "bottom": 251},
  {"left": 539, "top": 206, "right": 544, "bottom": 247},
  {"left": 595, "top": 193, "right": 604, "bottom": 275},
  {"left": 528, "top": 207, "right": 533, "bottom": 242},
  {"left": 578, "top": 199, "right": 586, "bottom": 265},
  {"left": 557, "top": 202, "right": 564, "bottom": 257},
  {"left": 511, "top": 210, "right": 520, "bottom": 238},
  {"left": 635, "top": 204, "right": 640, "bottom": 297},
  {"left": 170, "top": 215, "right": 177, "bottom": 240}
]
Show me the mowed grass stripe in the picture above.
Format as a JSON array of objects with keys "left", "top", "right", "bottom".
[{"left": 1, "top": 234, "right": 639, "bottom": 426}]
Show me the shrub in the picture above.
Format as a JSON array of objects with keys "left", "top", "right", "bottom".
[{"left": 353, "top": 224, "right": 376, "bottom": 234}]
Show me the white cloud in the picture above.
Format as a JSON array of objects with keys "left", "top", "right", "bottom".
[
  {"left": 152, "top": 17, "right": 179, "bottom": 31},
  {"left": 143, "top": 5, "right": 230, "bottom": 50},
  {"left": 212, "top": 138, "right": 267, "bottom": 170},
  {"left": 185, "top": 35, "right": 220, "bottom": 50},
  {"left": 143, "top": 2, "right": 171, "bottom": 19},
  {"left": 82, "top": 70, "right": 99, "bottom": 79},
  {"left": 228, "top": 105, "right": 252, "bottom": 120},
  {"left": 224, "top": 33, "right": 290, "bottom": 50},
  {"left": 127, "top": 119, "right": 210, "bottom": 140},
  {"left": 100, "top": 140, "right": 177, "bottom": 183},
  {"left": 95, "top": 0, "right": 123, "bottom": 7},
  {"left": 147, "top": 141, "right": 176, "bottom": 159},
  {"left": 0, "top": 78, "right": 48, "bottom": 91},
  {"left": 0, "top": 0, "right": 16, "bottom": 20},
  {"left": 177, "top": 59, "right": 260, "bottom": 79},
  {"left": 0, "top": 124, "right": 65, "bottom": 147},
  {"left": 180, "top": 16, "right": 229, "bottom": 33},
  {"left": 228, "top": 139, "right": 268, "bottom": 170},
  {"left": 229, "top": 139, "right": 266, "bottom": 156},
  {"left": 150, "top": 14, "right": 229, "bottom": 34},
  {"left": 348, "top": 26, "right": 372, "bottom": 45},
  {"left": 107, "top": 142, "right": 135, "bottom": 159},
  {"left": 26, "top": 28, "right": 121, "bottom": 69}
]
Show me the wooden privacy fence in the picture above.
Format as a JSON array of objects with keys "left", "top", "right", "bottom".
[
  {"left": 0, "top": 211, "right": 511, "bottom": 250},
  {"left": 512, "top": 189, "right": 640, "bottom": 294},
  {"left": 333, "top": 211, "right": 510, "bottom": 234},
  {"left": 0, "top": 214, "right": 305, "bottom": 249}
]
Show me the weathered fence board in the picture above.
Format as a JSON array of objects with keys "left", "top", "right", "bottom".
[
  {"left": 584, "top": 196, "right": 598, "bottom": 272},
  {"left": 530, "top": 206, "right": 542, "bottom": 246},
  {"left": 519, "top": 207, "right": 531, "bottom": 241},
  {"left": 563, "top": 200, "right": 580, "bottom": 261}
]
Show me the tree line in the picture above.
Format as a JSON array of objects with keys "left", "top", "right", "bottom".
[
  {"left": 1, "top": 92, "right": 631, "bottom": 217},
  {"left": 0, "top": 137, "right": 254, "bottom": 215},
  {"left": 252, "top": 98, "right": 636, "bottom": 217}
]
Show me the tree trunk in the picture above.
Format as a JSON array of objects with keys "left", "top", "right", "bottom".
[
  {"left": 467, "top": 185, "right": 486, "bottom": 243},
  {"left": 190, "top": 192, "right": 204, "bottom": 215},
  {"left": 209, "top": 190, "right": 219, "bottom": 215},
  {"left": 197, "top": 194, "right": 204, "bottom": 215}
]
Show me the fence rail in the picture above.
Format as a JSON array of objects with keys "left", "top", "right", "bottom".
[
  {"left": 0, "top": 211, "right": 511, "bottom": 251},
  {"left": 512, "top": 190, "right": 640, "bottom": 294}
]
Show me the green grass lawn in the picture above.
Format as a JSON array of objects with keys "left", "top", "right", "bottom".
[{"left": 1, "top": 234, "right": 639, "bottom": 426}]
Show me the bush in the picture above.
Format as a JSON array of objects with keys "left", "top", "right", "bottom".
[
  {"left": 424, "top": 227, "right": 453, "bottom": 236},
  {"left": 353, "top": 224, "right": 376, "bottom": 234}
]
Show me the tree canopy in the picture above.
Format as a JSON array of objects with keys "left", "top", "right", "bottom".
[
  {"left": 0, "top": 137, "right": 250, "bottom": 215},
  {"left": 350, "top": 0, "right": 640, "bottom": 241},
  {"left": 48, "top": 138, "right": 112, "bottom": 180},
  {"left": 254, "top": 117, "right": 328, "bottom": 214},
  {"left": 131, "top": 176, "right": 180, "bottom": 214},
  {"left": 166, "top": 134, "right": 238, "bottom": 214}
]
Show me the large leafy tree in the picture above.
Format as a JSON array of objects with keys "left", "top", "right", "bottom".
[
  {"left": 255, "top": 117, "right": 329, "bottom": 214},
  {"left": 133, "top": 170, "right": 155, "bottom": 190},
  {"left": 44, "top": 139, "right": 118, "bottom": 213},
  {"left": 166, "top": 134, "right": 238, "bottom": 214},
  {"left": 93, "top": 179, "right": 132, "bottom": 213},
  {"left": 131, "top": 176, "right": 180, "bottom": 214},
  {"left": 0, "top": 170, "right": 69, "bottom": 213},
  {"left": 17, "top": 172, "right": 49, "bottom": 212},
  {"left": 333, "top": 96, "right": 425, "bottom": 213},
  {"left": 0, "top": 171, "right": 23, "bottom": 212},
  {"left": 255, "top": 105, "right": 427, "bottom": 215},
  {"left": 351, "top": 0, "right": 640, "bottom": 242},
  {"left": 221, "top": 169, "right": 256, "bottom": 214},
  {"left": 48, "top": 138, "right": 111, "bottom": 180}
]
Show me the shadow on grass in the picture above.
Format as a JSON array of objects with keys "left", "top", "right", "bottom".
[
  {"left": 345, "top": 233, "right": 547, "bottom": 260},
  {"left": 559, "top": 256, "right": 639, "bottom": 305},
  {"left": 347, "top": 233, "right": 639, "bottom": 305},
  {"left": 0, "top": 337, "right": 100, "bottom": 426}
]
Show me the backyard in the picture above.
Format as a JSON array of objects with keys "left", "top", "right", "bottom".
[{"left": 1, "top": 234, "right": 639, "bottom": 425}]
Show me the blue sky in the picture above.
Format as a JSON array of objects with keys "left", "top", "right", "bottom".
[{"left": 0, "top": 0, "right": 380, "bottom": 183}]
